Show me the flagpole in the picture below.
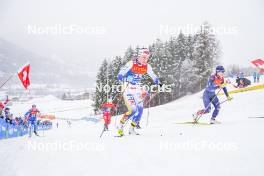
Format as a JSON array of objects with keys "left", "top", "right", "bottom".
[{"left": 0, "top": 73, "right": 15, "bottom": 90}]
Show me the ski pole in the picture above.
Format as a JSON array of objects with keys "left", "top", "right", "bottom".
[
  {"left": 145, "top": 91, "right": 159, "bottom": 126},
  {"left": 146, "top": 99, "right": 150, "bottom": 127},
  {"left": 218, "top": 97, "right": 233, "bottom": 106},
  {"left": 42, "top": 123, "right": 45, "bottom": 137},
  {"left": 99, "top": 125, "right": 106, "bottom": 138}
]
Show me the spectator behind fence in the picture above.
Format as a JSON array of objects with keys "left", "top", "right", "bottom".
[
  {"left": 14, "top": 117, "right": 24, "bottom": 126},
  {"left": 0, "top": 103, "right": 4, "bottom": 119},
  {"left": 239, "top": 72, "right": 244, "bottom": 78},
  {"left": 253, "top": 72, "right": 257, "bottom": 83},
  {"left": 257, "top": 71, "right": 261, "bottom": 83},
  {"left": 0, "top": 98, "right": 9, "bottom": 119},
  {"left": 4, "top": 107, "right": 12, "bottom": 124}
]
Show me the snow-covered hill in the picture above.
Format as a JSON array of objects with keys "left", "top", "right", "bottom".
[
  {"left": 0, "top": 80, "right": 264, "bottom": 176},
  {"left": 10, "top": 95, "right": 94, "bottom": 120}
]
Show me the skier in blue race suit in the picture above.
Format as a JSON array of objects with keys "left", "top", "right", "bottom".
[
  {"left": 196, "top": 66, "right": 233, "bottom": 124},
  {"left": 117, "top": 48, "right": 158, "bottom": 136},
  {"left": 24, "top": 104, "right": 40, "bottom": 136}
]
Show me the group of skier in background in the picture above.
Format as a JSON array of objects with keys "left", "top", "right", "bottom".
[
  {"left": 0, "top": 101, "right": 41, "bottom": 137},
  {"left": 99, "top": 48, "right": 255, "bottom": 137}
]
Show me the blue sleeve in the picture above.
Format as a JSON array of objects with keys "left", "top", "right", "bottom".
[
  {"left": 117, "top": 61, "right": 133, "bottom": 81},
  {"left": 223, "top": 87, "right": 229, "bottom": 97},
  {"left": 24, "top": 111, "right": 30, "bottom": 118}
]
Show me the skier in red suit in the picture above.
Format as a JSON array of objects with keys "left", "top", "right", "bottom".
[{"left": 101, "top": 100, "right": 117, "bottom": 130}]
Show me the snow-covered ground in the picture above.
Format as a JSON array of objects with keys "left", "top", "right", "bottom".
[
  {"left": 1, "top": 79, "right": 264, "bottom": 176},
  {"left": 9, "top": 95, "right": 94, "bottom": 120}
]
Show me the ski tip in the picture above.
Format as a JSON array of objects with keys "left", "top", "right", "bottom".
[
  {"left": 114, "top": 135, "right": 124, "bottom": 138},
  {"left": 173, "top": 121, "right": 212, "bottom": 126}
]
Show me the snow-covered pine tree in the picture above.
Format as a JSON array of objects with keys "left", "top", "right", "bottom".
[
  {"left": 94, "top": 59, "right": 108, "bottom": 112},
  {"left": 180, "top": 34, "right": 200, "bottom": 94},
  {"left": 193, "top": 22, "right": 220, "bottom": 90},
  {"left": 173, "top": 32, "right": 187, "bottom": 98},
  {"left": 148, "top": 39, "right": 169, "bottom": 105},
  {"left": 123, "top": 46, "right": 135, "bottom": 64},
  {"left": 165, "top": 36, "right": 182, "bottom": 100}
]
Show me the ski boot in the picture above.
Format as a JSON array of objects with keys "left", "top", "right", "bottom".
[
  {"left": 117, "top": 119, "right": 126, "bottom": 136},
  {"left": 210, "top": 118, "right": 220, "bottom": 124},
  {"left": 118, "top": 129, "right": 124, "bottom": 136},
  {"left": 129, "top": 122, "right": 139, "bottom": 135},
  {"left": 104, "top": 124, "right": 109, "bottom": 131},
  {"left": 136, "top": 122, "right": 141, "bottom": 129},
  {"left": 34, "top": 131, "right": 39, "bottom": 136}
]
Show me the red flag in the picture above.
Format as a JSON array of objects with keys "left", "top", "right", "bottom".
[
  {"left": 251, "top": 58, "right": 264, "bottom": 73},
  {"left": 0, "top": 97, "right": 9, "bottom": 109},
  {"left": 18, "top": 63, "right": 30, "bottom": 89}
]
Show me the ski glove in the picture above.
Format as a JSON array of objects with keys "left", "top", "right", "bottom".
[
  {"left": 227, "top": 96, "right": 233, "bottom": 101},
  {"left": 117, "top": 74, "right": 123, "bottom": 82},
  {"left": 141, "top": 91, "right": 148, "bottom": 99},
  {"left": 220, "top": 83, "right": 227, "bottom": 88},
  {"left": 154, "top": 78, "right": 159, "bottom": 85}
]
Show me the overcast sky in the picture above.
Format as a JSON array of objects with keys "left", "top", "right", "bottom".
[{"left": 0, "top": 0, "right": 263, "bottom": 74}]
